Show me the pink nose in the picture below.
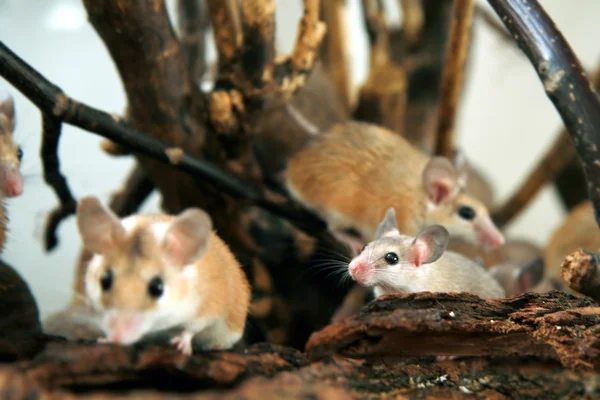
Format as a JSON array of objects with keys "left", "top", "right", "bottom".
[
  {"left": 106, "top": 311, "right": 143, "bottom": 345},
  {"left": 6, "top": 174, "right": 22, "bottom": 197},
  {"left": 348, "top": 260, "right": 368, "bottom": 281}
]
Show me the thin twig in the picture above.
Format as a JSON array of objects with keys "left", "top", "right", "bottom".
[
  {"left": 493, "top": 64, "right": 600, "bottom": 228},
  {"left": 320, "top": 0, "right": 351, "bottom": 109},
  {"left": 434, "top": 0, "right": 474, "bottom": 158},
  {"left": 109, "top": 163, "right": 155, "bottom": 217},
  {"left": 399, "top": 0, "right": 424, "bottom": 47},
  {"left": 474, "top": 3, "right": 511, "bottom": 42},
  {"left": 177, "top": 0, "right": 208, "bottom": 81},
  {"left": 0, "top": 41, "right": 328, "bottom": 239},
  {"left": 41, "top": 114, "right": 77, "bottom": 251},
  {"left": 488, "top": 0, "right": 600, "bottom": 229},
  {"left": 361, "top": 0, "right": 389, "bottom": 68},
  {"left": 206, "top": 0, "right": 242, "bottom": 73}
]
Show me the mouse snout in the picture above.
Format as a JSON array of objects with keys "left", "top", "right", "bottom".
[
  {"left": 348, "top": 259, "right": 371, "bottom": 284},
  {"left": 475, "top": 216, "right": 505, "bottom": 249},
  {"left": 1, "top": 163, "right": 22, "bottom": 197},
  {"left": 105, "top": 310, "right": 144, "bottom": 345}
]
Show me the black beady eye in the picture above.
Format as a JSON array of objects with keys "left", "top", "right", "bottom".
[
  {"left": 458, "top": 205, "right": 476, "bottom": 220},
  {"left": 148, "top": 276, "right": 164, "bottom": 298},
  {"left": 17, "top": 147, "right": 23, "bottom": 161},
  {"left": 100, "top": 270, "right": 113, "bottom": 292},
  {"left": 385, "top": 252, "right": 399, "bottom": 265}
]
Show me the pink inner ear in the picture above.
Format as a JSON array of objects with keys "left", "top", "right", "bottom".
[
  {"left": 163, "top": 232, "right": 186, "bottom": 266},
  {"left": 411, "top": 243, "right": 427, "bottom": 267},
  {"left": 431, "top": 182, "right": 450, "bottom": 205}
]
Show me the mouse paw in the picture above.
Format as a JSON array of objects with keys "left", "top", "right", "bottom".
[{"left": 171, "top": 331, "right": 194, "bottom": 355}]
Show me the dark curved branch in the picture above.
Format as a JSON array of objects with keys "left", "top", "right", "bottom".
[
  {"left": 40, "top": 115, "right": 77, "bottom": 251},
  {"left": 487, "top": 0, "right": 600, "bottom": 229},
  {"left": 0, "top": 41, "right": 328, "bottom": 240}
]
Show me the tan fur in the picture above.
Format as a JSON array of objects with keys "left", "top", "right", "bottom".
[
  {"left": 90, "top": 214, "right": 251, "bottom": 334},
  {"left": 0, "top": 106, "right": 21, "bottom": 254},
  {"left": 286, "top": 121, "right": 491, "bottom": 240}
]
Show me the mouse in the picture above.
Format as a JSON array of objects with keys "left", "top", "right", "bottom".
[
  {"left": 487, "top": 256, "right": 548, "bottom": 296},
  {"left": 347, "top": 207, "right": 506, "bottom": 299},
  {"left": 76, "top": 196, "right": 251, "bottom": 355},
  {"left": 284, "top": 120, "right": 504, "bottom": 255},
  {"left": 0, "top": 92, "right": 24, "bottom": 254}
]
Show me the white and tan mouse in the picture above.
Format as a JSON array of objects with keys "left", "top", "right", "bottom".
[
  {"left": 76, "top": 196, "right": 251, "bottom": 355},
  {"left": 285, "top": 121, "right": 504, "bottom": 255},
  {"left": 347, "top": 207, "right": 505, "bottom": 299}
]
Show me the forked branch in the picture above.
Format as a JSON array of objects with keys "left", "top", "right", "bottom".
[
  {"left": 399, "top": 0, "right": 424, "bottom": 47},
  {"left": 434, "top": 0, "right": 475, "bottom": 158},
  {"left": 488, "top": 0, "right": 600, "bottom": 229},
  {"left": 41, "top": 114, "right": 77, "bottom": 251}
]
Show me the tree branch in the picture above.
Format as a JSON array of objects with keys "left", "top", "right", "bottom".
[
  {"left": 40, "top": 115, "right": 77, "bottom": 251},
  {"left": 320, "top": 0, "right": 351, "bottom": 110},
  {"left": 488, "top": 0, "right": 600, "bottom": 229},
  {"left": 474, "top": 3, "right": 512, "bottom": 42},
  {"left": 561, "top": 249, "right": 600, "bottom": 303},
  {"left": 0, "top": 41, "right": 328, "bottom": 240},
  {"left": 399, "top": 0, "right": 424, "bottom": 48},
  {"left": 206, "top": 0, "right": 242, "bottom": 73},
  {"left": 434, "top": 0, "right": 474, "bottom": 158},
  {"left": 177, "top": 0, "right": 208, "bottom": 82}
]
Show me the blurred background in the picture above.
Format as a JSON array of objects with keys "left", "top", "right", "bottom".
[{"left": 0, "top": 0, "right": 598, "bottom": 319}]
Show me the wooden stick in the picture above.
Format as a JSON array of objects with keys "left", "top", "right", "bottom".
[
  {"left": 321, "top": 0, "right": 352, "bottom": 110},
  {"left": 561, "top": 249, "right": 600, "bottom": 303},
  {"left": 488, "top": 0, "right": 600, "bottom": 229},
  {"left": 434, "top": 0, "right": 475, "bottom": 159},
  {"left": 206, "top": 0, "right": 242, "bottom": 72},
  {"left": 41, "top": 115, "right": 77, "bottom": 251},
  {"left": 361, "top": 0, "right": 389, "bottom": 67},
  {"left": 399, "top": 0, "right": 424, "bottom": 47},
  {"left": 177, "top": 0, "right": 208, "bottom": 81}
]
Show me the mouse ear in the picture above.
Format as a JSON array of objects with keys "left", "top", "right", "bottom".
[
  {"left": 77, "top": 196, "right": 126, "bottom": 255},
  {"left": 422, "top": 157, "right": 460, "bottom": 205},
  {"left": 452, "top": 150, "right": 469, "bottom": 189},
  {"left": 488, "top": 257, "right": 545, "bottom": 296},
  {"left": 410, "top": 225, "right": 449, "bottom": 267},
  {"left": 375, "top": 207, "right": 399, "bottom": 239},
  {"left": 161, "top": 208, "right": 213, "bottom": 267},
  {"left": 515, "top": 256, "right": 545, "bottom": 292},
  {"left": 0, "top": 91, "right": 15, "bottom": 129}
]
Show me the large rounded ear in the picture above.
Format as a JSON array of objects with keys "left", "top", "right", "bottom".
[
  {"left": 375, "top": 207, "right": 399, "bottom": 239},
  {"left": 452, "top": 150, "right": 469, "bottom": 189},
  {"left": 422, "top": 157, "right": 460, "bottom": 205},
  {"left": 409, "top": 225, "right": 449, "bottom": 267},
  {"left": 0, "top": 91, "right": 15, "bottom": 128},
  {"left": 76, "top": 196, "right": 126, "bottom": 255},
  {"left": 161, "top": 208, "right": 213, "bottom": 267}
]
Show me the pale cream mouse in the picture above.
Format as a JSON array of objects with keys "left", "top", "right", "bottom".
[
  {"left": 76, "top": 196, "right": 251, "bottom": 355},
  {"left": 348, "top": 208, "right": 505, "bottom": 299},
  {"left": 285, "top": 121, "right": 504, "bottom": 254}
]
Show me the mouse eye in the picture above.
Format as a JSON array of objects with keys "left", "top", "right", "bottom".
[
  {"left": 16, "top": 147, "right": 23, "bottom": 161},
  {"left": 100, "top": 270, "right": 113, "bottom": 292},
  {"left": 385, "top": 252, "right": 399, "bottom": 265},
  {"left": 148, "top": 276, "right": 164, "bottom": 298},
  {"left": 458, "top": 205, "right": 476, "bottom": 220}
]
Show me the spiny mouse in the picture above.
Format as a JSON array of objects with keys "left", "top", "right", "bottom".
[
  {"left": 77, "top": 196, "right": 251, "bottom": 355},
  {"left": 347, "top": 207, "right": 505, "bottom": 299}
]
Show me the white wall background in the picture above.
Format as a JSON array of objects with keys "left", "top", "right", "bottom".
[{"left": 0, "top": 0, "right": 598, "bottom": 320}]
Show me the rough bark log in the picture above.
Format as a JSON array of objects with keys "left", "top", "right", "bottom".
[
  {"left": 434, "top": 0, "right": 474, "bottom": 159},
  {"left": 488, "top": 0, "right": 600, "bottom": 230},
  {"left": 307, "top": 291, "right": 600, "bottom": 370}
]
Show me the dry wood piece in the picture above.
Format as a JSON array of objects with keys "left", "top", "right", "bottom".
[
  {"left": 434, "top": 0, "right": 474, "bottom": 159},
  {"left": 307, "top": 291, "right": 600, "bottom": 370},
  {"left": 320, "top": 0, "right": 352, "bottom": 109},
  {"left": 206, "top": 0, "right": 242, "bottom": 73},
  {"left": 562, "top": 249, "right": 600, "bottom": 303},
  {"left": 178, "top": 0, "right": 208, "bottom": 81},
  {"left": 488, "top": 0, "right": 600, "bottom": 229}
]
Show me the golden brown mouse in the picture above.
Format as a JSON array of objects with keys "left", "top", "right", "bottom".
[
  {"left": 76, "top": 196, "right": 251, "bottom": 355},
  {"left": 285, "top": 121, "right": 504, "bottom": 253}
]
